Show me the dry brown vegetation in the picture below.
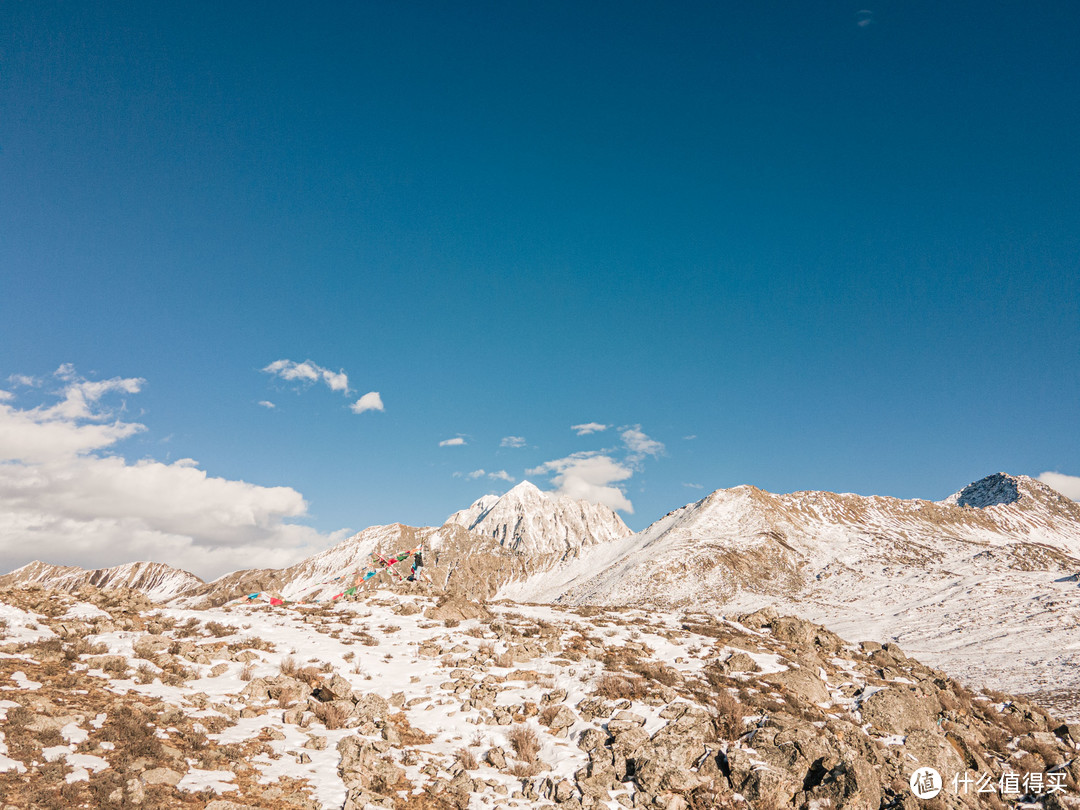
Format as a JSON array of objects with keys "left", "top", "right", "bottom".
[
  {"left": 280, "top": 654, "right": 298, "bottom": 676},
  {"left": 313, "top": 700, "right": 350, "bottom": 730},
  {"left": 203, "top": 620, "right": 237, "bottom": 637},
  {"left": 386, "top": 711, "right": 434, "bottom": 746},
  {"left": 455, "top": 746, "right": 478, "bottom": 770},
  {"left": 538, "top": 704, "right": 561, "bottom": 726},
  {"left": 628, "top": 658, "right": 681, "bottom": 687},
  {"left": 506, "top": 723, "right": 540, "bottom": 762},
  {"left": 710, "top": 689, "right": 747, "bottom": 739},
  {"left": 594, "top": 671, "right": 649, "bottom": 701},
  {"left": 506, "top": 759, "right": 542, "bottom": 778}
]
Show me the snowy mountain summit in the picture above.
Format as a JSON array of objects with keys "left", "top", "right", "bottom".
[{"left": 442, "top": 480, "right": 632, "bottom": 556}]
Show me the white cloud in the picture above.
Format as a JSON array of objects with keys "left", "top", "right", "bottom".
[
  {"left": 350, "top": 391, "right": 384, "bottom": 414},
  {"left": 460, "top": 469, "right": 515, "bottom": 483},
  {"left": 683, "top": 435, "right": 697, "bottom": 441},
  {"left": 0, "top": 403, "right": 144, "bottom": 464},
  {"left": 439, "top": 437, "right": 466, "bottom": 447},
  {"left": 857, "top": 9, "right": 873, "bottom": 27},
  {"left": 0, "top": 391, "right": 12, "bottom": 402},
  {"left": 258, "top": 400, "right": 276, "bottom": 409},
  {"left": 263, "top": 359, "right": 350, "bottom": 394},
  {"left": 500, "top": 436, "right": 526, "bottom": 448},
  {"left": 527, "top": 452, "right": 633, "bottom": 513},
  {"left": 45, "top": 372, "right": 145, "bottom": 422},
  {"left": 0, "top": 367, "right": 342, "bottom": 580},
  {"left": 7, "top": 374, "right": 38, "bottom": 388},
  {"left": 1038, "top": 472, "right": 1080, "bottom": 501},
  {"left": 683, "top": 482, "right": 704, "bottom": 490},
  {"left": 571, "top": 422, "right": 608, "bottom": 436},
  {"left": 621, "top": 425, "right": 665, "bottom": 460},
  {"left": 527, "top": 422, "right": 664, "bottom": 512}
]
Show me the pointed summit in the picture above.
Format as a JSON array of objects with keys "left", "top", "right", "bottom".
[
  {"left": 941, "top": 472, "right": 1079, "bottom": 514},
  {"left": 943, "top": 472, "right": 1022, "bottom": 508},
  {"left": 503, "top": 480, "right": 546, "bottom": 499},
  {"left": 443, "top": 483, "right": 631, "bottom": 555}
]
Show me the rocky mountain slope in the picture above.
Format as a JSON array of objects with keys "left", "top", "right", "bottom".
[
  {"left": 0, "top": 560, "right": 203, "bottom": 602},
  {"left": 6, "top": 472, "right": 1080, "bottom": 718},
  {"left": 500, "top": 473, "right": 1080, "bottom": 716},
  {"left": 3, "top": 484, "right": 629, "bottom": 609},
  {"left": 444, "top": 481, "right": 632, "bottom": 556},
  {"left": 3, "top": 583, "right": 1080, "bottom": 809},
  {"left": 503, "top": 473, "right": 1080, "bottom": 606},
  {"left": 178, "top": 519, "right": 608, "bottom": 610}
]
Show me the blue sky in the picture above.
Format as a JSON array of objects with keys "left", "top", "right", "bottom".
[{"left": 2, "top": 2, "right": 1078, "bottom": 578}]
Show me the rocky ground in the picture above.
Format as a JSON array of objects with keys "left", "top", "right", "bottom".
[{"left": 2, "top": 584, "right": 1080, "bottom": 809}]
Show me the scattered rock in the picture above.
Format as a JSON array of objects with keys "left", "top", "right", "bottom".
[
  {"left": 425, "top": 594, "right": 490, "bottom": 622},
  {"left": 139, "top": 766, "right": 184, "bottom": 786}
]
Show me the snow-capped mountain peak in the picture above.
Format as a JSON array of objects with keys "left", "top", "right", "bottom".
[
  {"left": 504, "top": 479, "right": 545, "bottom": 498},
  {"left": 940, "top": 471, "right": 1074, "bottom": 511},
  {"left": 443, "top": 481, "right": 631, "bottom": 555}
]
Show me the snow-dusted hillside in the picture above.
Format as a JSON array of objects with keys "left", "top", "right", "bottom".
[
  {"left": 443, "top": 480, "right": 632, "bottom": 556},
  {"left": 502, "top": 473, "right": 1080, "bottom": 606},
  {"left": 500, "top": 473, "right": 1080, "bottom": 713},
  {"left": 0, "top": 560, "right": 203, "bottom": 602},
  {"left": 181, "top": 519, "right": 564, "bottom": 608},
  {"left": 173, "top": 485, "right": 632, "bottom": 607},
  {"left": 3, "top": 583, "right": 1074, "bottom": 808},
  {"left": 6, "top": 471, "right": 1080, "bottom": 716}
]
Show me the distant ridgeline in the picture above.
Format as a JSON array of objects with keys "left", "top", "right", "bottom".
[{"left": 246, "top": 544, "right": 428, "bottom": 606}]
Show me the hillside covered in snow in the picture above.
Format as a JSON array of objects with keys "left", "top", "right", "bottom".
[{"left": 6, "top": 472, "right": 1080, "bottom": 718}]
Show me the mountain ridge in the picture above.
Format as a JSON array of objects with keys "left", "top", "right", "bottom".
[
  {"left": 443, "top": 479, "right": 632, "bottom": 555},
  {"left": 5, "top": 472, "right": 1080, "bottom": 712},
  {"left": 497, "top": 472, "right": 1080, "bottom": 714},
  {"left": 0, "top": 560, "right": 204, "bottom": 601}
]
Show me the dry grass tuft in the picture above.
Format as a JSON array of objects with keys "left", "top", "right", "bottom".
[
  {"left": 100, "top": 711, "right": 165, "bottom": 760},
  {"left": 538, "top": 705, "right": 561, "bottom": 727},
  {"left": 134, "top": 663, "right": 157, "bottom": 684},
  {"left": 594, "top": 672, "right": 649, "bottom": 701},
  {"left": 386, "top": 712, "right": 434, "bottom": 745},
  {"left": 506, "top": 760, "right": 542, "bottom": 778},
  {"left": 313, "top": 701, "right": 350, "bottom": 730},
  {"left": 456, "top": 746, "right": 478, "bottom": 770},
  {"left": 506, "top": 723, "right": 540, "bottom": 762},
  {"left": 280, "top": 654, "right": 298, "bottom": 677},
  {"left": 629, "top": 659, "right": 682, "bottom": 687},
  {"left": 711, "top": 690, "right": 746, "bottom": 740},
  {"left": 100, "top": 655, "right": 128, "bottom": 676}
]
